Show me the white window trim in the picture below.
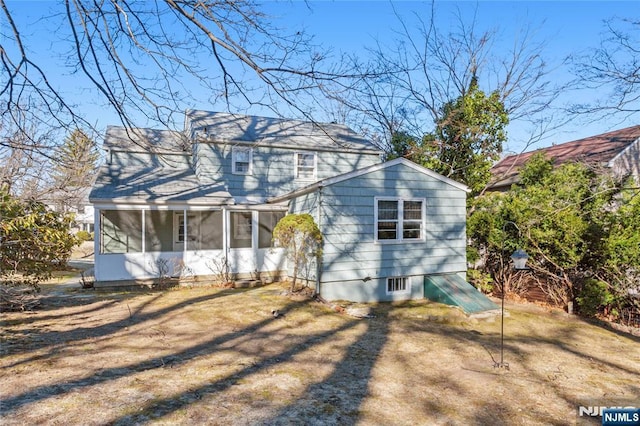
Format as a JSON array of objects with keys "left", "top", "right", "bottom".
[
  {"left": 386, "top": 276, "right": 411, "bottom": 295},
  {"left": 374, "top": 197, "right": 426, "bottom": 243},
  {"left": 232, "top": 211, "right": 253, "bottom": 240},
  {"left": 173, "top": 211, "right": 185, "bottom": 245},
  {"left": 294, "top": 151, "right": 317, "bottom": 180},
  {"left": 173, "top": 211, "right": 198, "bottom": 250},
  {"left": 232, "top": 146, "right": 253, "bottom": 175}
]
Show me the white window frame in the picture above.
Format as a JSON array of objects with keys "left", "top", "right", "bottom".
[
  {"left": 374, "top": 197, "right": 425, "bottom": 243},
  {"left": 173, "top": 212, "right": 197, "bottom": 248},
  {"left": 232, "top": 211, "right": 253, "bottom": 240},
  {"left": 232, "top": 146, "right": 253, "bottom": 175},
  {"left": 295, "top": 152, "right": 317, "bottom": 180},
  {"left": 386, "top": 276, "right": 410, "bottom": 295}
]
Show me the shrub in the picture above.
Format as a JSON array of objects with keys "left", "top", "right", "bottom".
[
  {"left": 467, "top": 269, "right": 494, "bottom": 294},
  {"left": 272, "top": 213, "right": 322, "bottom": 293},
  {"left": 76, "top": 230, "right": 92, "bottom": 242},
  {"left": 1, "top": 190, "right": 78, "bottom": 288},
  {"left": 576, "top": 279, "right": 614, "bottom": 317}
]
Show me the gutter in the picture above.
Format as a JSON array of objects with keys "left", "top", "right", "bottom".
[{"left": 266, "top": 181, "right": 324, "bottom": 204}]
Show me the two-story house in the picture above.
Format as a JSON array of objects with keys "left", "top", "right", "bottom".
[{"left": 90, "top": 111, "right": 478, "bottom": 305}]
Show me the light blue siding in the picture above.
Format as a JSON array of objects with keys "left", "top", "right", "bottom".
[
  {"left": 288, "top": 161, "right": 469, "bottom": 302},
  {"left": 194, "top": 143, "right": 380, "bottom": 199}
]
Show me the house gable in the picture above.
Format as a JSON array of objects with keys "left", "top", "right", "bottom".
[{"left": 285, "top": 159, "right": 469, "bottom": 302}]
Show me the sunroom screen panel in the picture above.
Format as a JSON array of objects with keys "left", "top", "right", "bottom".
[
  {"left": 100, "top": 210, "right": 142, "bottom": 253},
  {"left": 144, "top": 210, "right": 173, "bottom": 252}
]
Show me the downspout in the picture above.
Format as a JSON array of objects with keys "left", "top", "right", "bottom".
[{"left": 316, "top": 187, "right": 323, "bottom": 295}]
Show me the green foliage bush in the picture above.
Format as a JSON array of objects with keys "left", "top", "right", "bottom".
[
  {"left": 76, "top": 230, "right": 93, "bottom": 242},
  {"left": 1, "top": 190, "right": 78, "bottom": 287},
  {"left": 272, "top": 213, "right": 322, "bottom": 292},
  {"left": 467, "top": 269, "right": 494, "bottom": 294},
  {"left": 576, "top": 279, "right": 614, "bottom": 317},
  {"left": 467, "top": 154, "right": 639, "bottom": 319}
]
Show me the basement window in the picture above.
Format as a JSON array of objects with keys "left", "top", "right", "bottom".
[{"left": 386, "top": 276, "right": 410, "bottom": 294}]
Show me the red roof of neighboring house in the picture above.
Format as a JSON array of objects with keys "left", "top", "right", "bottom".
[{"left": 489, "top": 125, "right": 640, "bottom": 190}]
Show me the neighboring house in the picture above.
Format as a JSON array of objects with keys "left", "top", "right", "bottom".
[
  {"left": 488, "top": 125, "right": 640, "bottom": 191},
  {"left": 43, "top": 187, "right": 95, "bottom": 233},
  {"left": 89, "top": 111, "right": 474, "bottom": 304}
]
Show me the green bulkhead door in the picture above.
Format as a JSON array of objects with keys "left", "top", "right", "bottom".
[{"left": 424, "top": 274, "right": 498, "bottom": 314}]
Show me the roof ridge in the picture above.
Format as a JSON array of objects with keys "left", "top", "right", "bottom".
[{"left": 185, "top": 110, "right": 350, "bottom": 129}]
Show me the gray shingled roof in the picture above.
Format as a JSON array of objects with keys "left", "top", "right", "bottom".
[
  {"left": 186, "top": 110, "right": 381, "bottom": 153},
  {"left": 104, "top": 126, "right": 190, "bottom": 153},
  {"left": 89, "top": 164, "right": 232, "bottom": 204},
  {"left": 489, "top": 125, "right": 640, "bottom": 190}
]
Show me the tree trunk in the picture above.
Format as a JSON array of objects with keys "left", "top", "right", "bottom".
[{"left": 291, "top": 259, "right": 298, "bottom": 293}]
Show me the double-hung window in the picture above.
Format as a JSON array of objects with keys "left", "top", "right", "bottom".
[
  {"left": 375, "top": 198, "right": 425, "bottom": 242},
  {"left": 232, "top": 146, "right": 252, "bottom": 174},
  {"left": 295, "top": 152, "right": 316, "bottom": 180}
]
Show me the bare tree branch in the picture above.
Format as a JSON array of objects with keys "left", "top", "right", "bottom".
[
  {"left": 1, "top": 0, "right": 364, "bottom": 155},
  {"left": 570, "top": 17, "right": 640, "bottom": 118},
  {"left": 321, "top": 3, "right": 564, "bottom": 152}
]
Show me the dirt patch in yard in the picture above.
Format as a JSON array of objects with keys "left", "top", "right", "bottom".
[{"left": 1, "top": 283, "right": 638, "bottom": 425}]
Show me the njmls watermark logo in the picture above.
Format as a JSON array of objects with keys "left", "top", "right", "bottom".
[{"left": 577, "top": 405, "right": 640, "bottom": 425}]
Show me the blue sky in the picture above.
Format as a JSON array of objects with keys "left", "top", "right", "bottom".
[
  {"left": 5, "top": 1, "right": 639, "bottom": 153},
  {"left": 260, "top": 1, "right": 639, "bottom": 152}
]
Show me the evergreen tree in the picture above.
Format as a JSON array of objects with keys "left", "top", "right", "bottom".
[
  {"left": 1, "top": 190, "right": 78, "bottom": 289},
  {"left": 467, "top": 154, "right": 638, "bottom": 319},
  {"left": 50, "top": 129, "right": 99, "bottom": 213},
  {"left": 423, "top": 78, "right": 509, "bottom": 194},
  {"left": 52, "top": 129, "right": 99, "bottom": 190}
]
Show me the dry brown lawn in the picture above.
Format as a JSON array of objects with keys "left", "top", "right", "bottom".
[{"left": 1, "top": 282, "right": 638, "bottom": 425}]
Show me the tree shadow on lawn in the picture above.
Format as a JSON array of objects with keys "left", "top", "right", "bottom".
[
  {"left": 0, "top": 293, "right": 334, "bottom": 415},
  {"left": 108, "top": 311, "right": 370, "bottom": 425},
  {"left": 475, "top": 310, "right": 640, "bottom": 423},
  {"left": 382, "top": 301, "right": 640, "bottom": 425},
  {"left": 2, "top": 298, "right": 121, "bottom": 326},
  {"left": 112, "top": 301, "right": 599, "bottom": 425},
  {"left": 2, "top": 294, "right": 638, "bottom": 425},
  {"left": 0, "top": 288, "right": 238, "bottom": 369},
  {"left": 502, "top": 311, "right": 640, "bottom": 376},
  {"left": 258, "top": 308, "right": 391, "bottom": 425}
]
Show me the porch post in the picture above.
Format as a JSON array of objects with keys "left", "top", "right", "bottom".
[
  {"left": 183, "top": 208, "right": 187, "bottom": 252},
  {"left": 141, "top": 209, "right": 146, "bottom": 253},
  {"left": 93, "top": 207, "right": 100, "bottom": 279}
]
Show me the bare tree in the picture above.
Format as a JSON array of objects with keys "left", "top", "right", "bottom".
[
  {"left": 0, "top": 0, "right": 357, "bottom": 153},
  {"left": 0, "top": 111, "right": 55, "bottom": 199},
  {"left": 322, "top": 4, "right": 564, "bottom": 152},
  {"left": 571, "top": 17, "right": 640, "bottom": 119}
]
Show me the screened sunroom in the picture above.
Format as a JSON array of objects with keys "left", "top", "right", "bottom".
[{"left": 94, "top": 206, "right": 287, "bottom": 283}]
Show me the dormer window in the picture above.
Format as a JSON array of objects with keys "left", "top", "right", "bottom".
[
  {"left": 295, "top": 152, "right": 316, "bottom": 180},
  {"left": 232, "top": 146, "right": 252, "bottom": 174}
]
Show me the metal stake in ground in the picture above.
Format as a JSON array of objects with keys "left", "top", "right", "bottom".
[{"left": 495, "top": 221, "right": 529, "bottom": 370}]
